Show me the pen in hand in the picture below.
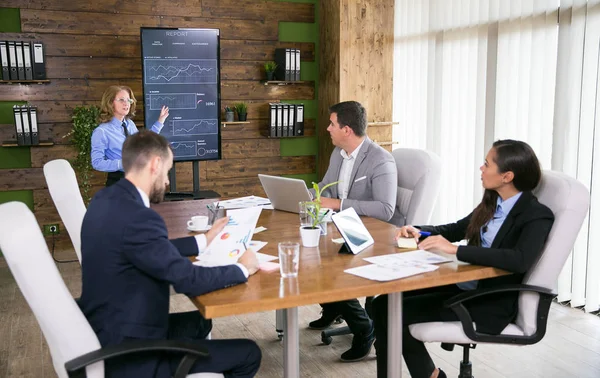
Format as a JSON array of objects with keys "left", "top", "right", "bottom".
[{"left": 419, "top": 231, "right": 431, "bottom": 237}]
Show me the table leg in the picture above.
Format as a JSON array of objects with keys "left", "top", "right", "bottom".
[
  {"left": 283, "top": 307, "right": 299, "bottom": 378},
  {"left": 388, "top": 292, "right": 403, "bottom": 378}
]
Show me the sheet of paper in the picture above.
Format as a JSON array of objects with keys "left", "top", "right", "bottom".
[
  {"left": 248, "top": 240, "right": 268, "bottom": 253},
  {"left": 256, "top": 253, "right": 278, "bottom": 263},
  {"left": 331, "top": 237, "right": 345, "bottom": 244},
  {"left": 195, "top": 207, "right": 262, "bottom": 267},
  {"left": 345, "top": 263, "right": 439, "bottom": 281},
  {"left": 253, "top": 226, "right": 267, "bottom": 234},
  {"left": 364, "top": 250, "right": 452, "bottom": 267},
  {"left": 215, "top": 196, "right": 271, "bottom": 210}
]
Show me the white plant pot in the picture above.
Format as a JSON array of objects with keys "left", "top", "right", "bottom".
[{"left": 300, "top": 226, "right": 321, "bottom": 247}]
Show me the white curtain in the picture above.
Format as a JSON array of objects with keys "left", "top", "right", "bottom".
[{"left": 393, "top": 0, "right": 600, "bottom": 312}]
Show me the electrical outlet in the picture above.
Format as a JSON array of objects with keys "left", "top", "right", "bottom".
[{"left": 43, "top": 223, "right": 60, "bottom": 235}]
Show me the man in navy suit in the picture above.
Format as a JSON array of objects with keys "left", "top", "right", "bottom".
[{"left": 78, "top": 130, "right": 262, "bottom": 378}]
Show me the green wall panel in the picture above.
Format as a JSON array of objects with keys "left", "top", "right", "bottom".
[
  {"left": 0, "top": 190, "right": 33, "bottom": 210},
  {"left": 0, "top": 8, "right": 21, "bottom": 33},
  {"left": 0, "top": 102, "right": 31, "bottom": 168},
  {"left": 280, "top": 136, "right": 317, "bottom": 156},
  {"left": 277, "top": 0, "right": 320, "bottom": 167}
]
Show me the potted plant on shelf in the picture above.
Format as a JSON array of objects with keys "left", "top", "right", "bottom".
[
  {"left": 300, "top": 181, "right": 339, "bottom": 247},
  {"left": 234, "top": 102, "right": 248, "bottom": 122},
  {"left": 224, "top": 105, "right": 234, "bottom": 122},
  {"left": 264, "top": 61, "right": 277, "bottom": 81}
]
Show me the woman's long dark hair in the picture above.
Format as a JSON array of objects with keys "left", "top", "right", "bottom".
[{"left": 465, "top": 140, "right": 542, "bottom": 246}]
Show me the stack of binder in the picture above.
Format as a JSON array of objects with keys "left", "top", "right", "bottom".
[
  {"left": 12, "top": 105, "right": 40, "bottom": 145},
  {"left": 0, "top": 41, "right": 46, "bottom": 81},
  {"left": 274, "top": 48, "right": 301, "bottom": 81},
  {"left": 269, "top": 103, "right": 304, "bottom": 137}
]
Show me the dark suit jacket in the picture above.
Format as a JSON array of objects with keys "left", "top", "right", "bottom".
[
  {"left": 78, "top": 179, "right": 247, "bottom": 378},
  {"left": 418, "top": 191, "right": 554, "bottom": 334}
]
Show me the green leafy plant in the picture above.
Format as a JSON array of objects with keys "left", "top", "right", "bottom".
[
  {"left": 68, "top": 105, "right": 100, "bottom": 203},
  {"left": 264, "top": 61, "right": 278, "bottom": 73},
  {"left": 224, "top": 105, "right": 233, "bottom": 112},
  {"left": 306, "top": 181, "right": 340, "bottom": 228},
  {"left": 233, "top": 102, "right": 248, "bottom": 115}
]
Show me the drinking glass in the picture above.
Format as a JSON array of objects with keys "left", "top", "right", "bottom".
[{"left": 278, "top": 241, "right": 300, "bottom": 278}]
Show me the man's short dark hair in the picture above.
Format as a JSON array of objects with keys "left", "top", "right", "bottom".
[
  {"left": 122, "top": 130, "right": 171, "bottom": 173},
  {"left": 328, "top": 101, "right": 367, "bottom": 137}
]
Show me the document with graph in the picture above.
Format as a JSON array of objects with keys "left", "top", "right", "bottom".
[
  {"left": 141, "top": 28, "right": 222, "bottom": 162},
  {"left": 194, "top": 207, "right": 262, "bottom": 267}
]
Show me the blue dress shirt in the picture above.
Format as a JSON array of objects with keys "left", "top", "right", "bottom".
[
  {"left": 457, "top": 191, "right": 523, "bottom": 290},
  {"left": 91, "top": 117, "right": 163, "bottom": 172}
]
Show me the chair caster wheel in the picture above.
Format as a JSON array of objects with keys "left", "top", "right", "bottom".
[
  {"left": 277, "top": 331, "right": 284, "bottom": 341},
  {"left": 321, "top": 333, "right": 332, "bottom": 345}
]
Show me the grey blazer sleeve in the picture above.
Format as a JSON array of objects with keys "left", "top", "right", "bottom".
[{"left": 341, "top": 156, "right": 397, "bottom": 221}]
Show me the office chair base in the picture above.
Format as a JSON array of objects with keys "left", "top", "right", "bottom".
[
  {"left": 458, "top": 361, "right": 473, "bottom": 378},
  {"left": 276, "top": 329, "right": 284, "bottom": 341}
]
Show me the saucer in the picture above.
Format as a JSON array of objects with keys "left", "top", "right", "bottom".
[{"left": 187, "top": 224, "right": 212, "bottom": 232}]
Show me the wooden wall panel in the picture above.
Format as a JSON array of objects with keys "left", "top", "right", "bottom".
[
  {"left": 318, "top": 0, "right": 395, "bottom": 178},
  {"left": 0, "top": 80, "right": 314, "bottom": 102},
  {"left": 20, "top": 10, "right": 279, "bottom": 40},
  {"left": 220, "top": 118, "right": 315, "bottom": 139},
  {"left": 3, "top": 0, "right": 314, "bottom": 23},
  {"left": 318, "top": 0, "right": 341, "bottom": 179},
  {"left": 0, "top": 33, "right": 315, "bottom": 61},
  {"left": 206, "top": 156, "right": 315, "bottom": 179},
  {"left": 0, "top": 169, "right": 46, "bottom": 191},
  {"left": 2, "top": 0, "right": 204, "bottom": 18}
]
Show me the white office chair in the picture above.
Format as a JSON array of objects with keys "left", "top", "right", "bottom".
[
  {"left": 389, "top": 148, "right": 442, "bottom": 226},
  {"left": 43, "top": 159, "right": 87, "bottom": 263},
  {"left": 0, "top": 201, "right": 223, "bottom": 378},
  {"left": 318, "top": 148, "right": 443, "bottom": 344},
  {"left": 409, "top": 171, "right": 590, "bottom": 377}
]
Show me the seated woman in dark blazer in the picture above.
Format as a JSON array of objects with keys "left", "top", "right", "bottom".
[{"left": 372, "top": 139, "right": 555, "bottom": 378}]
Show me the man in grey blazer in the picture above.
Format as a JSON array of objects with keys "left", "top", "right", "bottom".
[{"left": 308, "top": 101, "right": 397, "bottom": 362}]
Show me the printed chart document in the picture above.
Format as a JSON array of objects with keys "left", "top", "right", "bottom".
[
  {"left": 194, "top": 207, "right": 262, "bottom": 267},
  {"left": 248, "top": 240, "right": 279, "bottom": 263},
  {"left": 215, "top": 196, "right": 273, "bottom": 209},
  {"left": 344, "top": 251, "right": 451, "bottom": 282}
]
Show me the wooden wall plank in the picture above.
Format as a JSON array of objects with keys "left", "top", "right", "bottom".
[
  {"left": 3, "top": 0, "right": 203, "bottom": 18},
  {"left": 202, "top": 176, "right": 266, "bottom": 198},
  {"left": 0, "top": 34, "right": 315, "bottom": 61},
  {"left": 46, "top": 57, "right": 142, "bottom": 80},
  {"left": 20, "top": 10, "right": 279, "bottom": 40},
  {"left": 201, "top": 0, "right": 314, "bottom": 23},
  {"left": 3, "top": 0, "right": 314, "bottom": 23},
  {"left": 0, "top": 168, "right": 46, "bottom": 191},
  {"left": 221, "top": 81, "right": 314, "bottom": 100},
  {"left": 221, "top": 118, "right": 314, "bottom": 139},
  {"left": 30, "top": 144, "right": 76, "bottom": 168},
  {"left": 206, "top": 156, "right": 315, "bottom": 179},
  {"left": 28, "top": 100, "right": 276, "bottom": 124},
  {"left": 0, "top": 80, "right": 314, "bottom": 102},
  {"left": 46, "top": 57, "right": 267, "bottom": 82},
  {"left": 221, "top": 139, "right": 280, "bottom": 159}
]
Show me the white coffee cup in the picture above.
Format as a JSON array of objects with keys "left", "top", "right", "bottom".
[{"left": 187, "top": 215, "right": 208, "bottom": 229}]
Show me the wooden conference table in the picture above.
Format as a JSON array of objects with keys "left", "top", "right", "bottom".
[{"left": 153, "top": 200, "right": 509, "bottom": 378}]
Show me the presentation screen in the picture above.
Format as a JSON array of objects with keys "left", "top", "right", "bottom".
[{"left": 141, "top": 28, "right": 221, "bottom": 162}]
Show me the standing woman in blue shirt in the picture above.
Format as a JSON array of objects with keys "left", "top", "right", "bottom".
[
  {"left": 372, "top": 139, "right": 555, "bottom": 378},
  {"left": 91, "top": 85, "right": 169, "bottom": 186}
]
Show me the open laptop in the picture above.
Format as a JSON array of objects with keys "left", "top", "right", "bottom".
[{"left": 258, "top": 174, "right": 312, "bottom": 213}]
